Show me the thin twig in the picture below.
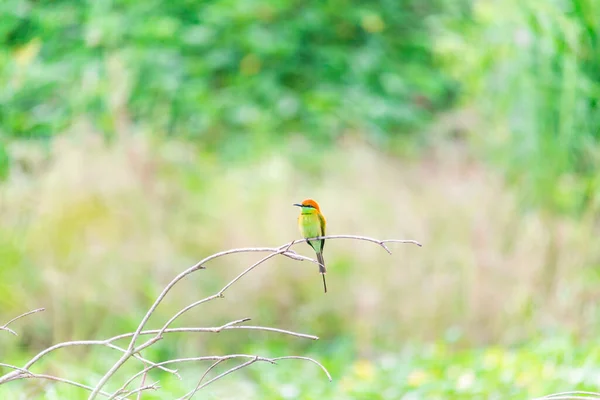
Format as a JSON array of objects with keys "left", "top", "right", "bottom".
[
  {"left": 129, "top": 247, "right": 284, "bottom": 350},
  {"left": 223, "top": 325, "right": 318, "bottom": 340},
  {"left": 533, "top": 397, "right": 600, "bottom": 400},
  {"left": 113, "top": 354, "right": 331, "bottom": 399},
  {"left": 0, "top": 308, "right": 45, "bottom": 336},
  {"left": 135, "top": 358, "right": 149, "bottom": 400},
  {"left": 0, "top": 326, "right": 17, "bottom": 336},
  {"left": 0, "top": 319, "right": 316, "bottom": 385},
  {"left": 117, "top": 382, "right": 160, "bottom": 399},
  {"left": 105, "top": 323, "right": 318, "bottom": 342},
  {"left": 23, "top": 373, "right": 114, "bottom": 398},
  {"left": 280, "top": 235, "right": 422, "bottom": 255},
  {"left": 217, "top": 251, "right": 286, "bottom": 296},
  {"left": 109, "top": 354, "right": 277, "bottom": 399},
  {"left": 271, "top": 356, "right": 332, "bottom": 381},
  {"left": 534, "top": 392, "right": 600, "bottom": 400},
  {"left": 180, "top": 359, "right": 227, "bottom": 400},
  {"left": 0, "top": 339, "right": 179, "bottom": 386},
  {"left": 0, "top": 363, "right": 30, "bottom": 375},
  {"left": 192, "top": 357, "right": 261, "bottom": 392},
  {"left": 0, "top": 370, "right": 21, "bottom": 384}
]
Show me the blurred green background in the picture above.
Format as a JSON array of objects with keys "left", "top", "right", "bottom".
[{"left": 2, "top": 0, "right": 600, "bottom": 398}]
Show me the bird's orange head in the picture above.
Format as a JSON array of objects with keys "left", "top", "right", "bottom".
[{"left": 293, "top": 198, "right": 321, "bottom": 212}]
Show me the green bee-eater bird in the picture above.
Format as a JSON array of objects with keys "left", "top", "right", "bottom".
[{"left": 293, "top": 199, "right": 327, "bottom": 293}]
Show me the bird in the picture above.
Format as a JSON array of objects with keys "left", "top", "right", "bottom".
[{"left": 293, "top": 198, "right": 327, "bottom": 293}]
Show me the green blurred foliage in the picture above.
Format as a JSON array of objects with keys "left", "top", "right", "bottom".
[
  {"left": 435, "top": 0, "right": 600, "bottom": 214},
  {"left": 0, "top": 0, "right": 453, "bottom": 154}
]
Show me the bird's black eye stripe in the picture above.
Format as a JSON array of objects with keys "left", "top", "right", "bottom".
[{"left": 303, "top": 205, "right": 315, "bottom": 209}]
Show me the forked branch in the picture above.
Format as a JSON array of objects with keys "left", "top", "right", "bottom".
[
  {"left": 0, "top": 308, "right": 45, "bottom": 336},
  {"left": 0, "top": 234, "right": 420, "bottom": 399}
]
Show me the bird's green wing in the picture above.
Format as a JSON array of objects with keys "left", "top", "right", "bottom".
[{"left": 318, "top": 212, "right": 326, "bottom": 251}]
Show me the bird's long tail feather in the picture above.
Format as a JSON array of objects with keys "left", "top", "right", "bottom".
[{"left": 317, "top": 252, "right": 327, "bottom": 293}]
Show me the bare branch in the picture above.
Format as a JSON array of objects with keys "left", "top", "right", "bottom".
[
  {"left": 129, "top": 247, "right": 285, "bottom": 351},
  {"left": 106, "top": 322, "right": 318, "bottom": 342},
  {"left": 194, "top": 357, "right": 259, "bottom": 391},
  {"left": 135, "top": 359, "right": 149, "bottom": 400},
  {"left": 109, "top": 354, "right": 277, "bottom": 398},
  {"left": 119, "top": 381, "right": 160, "bottom": 398},
  {"left": 93, "top": 251, "right": 293, "bottom": 398},
  {"left": 0, "top": 326, "right": 17, "bottom": 337},
  {"left": 271, "top": 356, "right": 332, "bottom": 381},
  {"left": 180, "top": 359, "right": 227, "bottom": 400},
  {"left": 18, "top": 339, "right": 178, "bottom": 377},
  {"left": 534, "top": 392, "right": 600, "bottom": 400},
  {"left": 534, "top": 397, "right": 600, "bottom": 400},
  {"left": 0, "top": 363, "right": 27, "bottom": 373},
  {"left": 223, "top": 325, "right": 319, "bottom": 340},
  {"left": 0, "top": 319, "right": 316, "bottom": 384},
  {"left": 0, "top": 363, "right": 31, "bottom": 382},
  {"left": 90, "top": 246, "right": 294, "bottom": 399},
  {"left": 23, "top": 373, "right": 114, "bottom": 398},
  {"left": 0, "top": 340, "right": 179, "bottom": 386},
  {"left": 0, "top": 234, "right": 419, "bottom": 398},
  {"left": 0, "top": 370, "right": 21, "bottom": 385},
  {"left": 280, "top": 235, "right": 423, "bottom": 255},
  {"left": 0, "top": 308, "right": 45, "bottom": 336},
  {"left": 92, "top": 234, "right": 419, "bottom": 398},
  {"left": 217, "top": 251, "right": 286, "bottom": 296},
  {"left": 112, "top": 353, "right": 332, "bottom": 398},
  {"left": 281, "top": 252, "right": 321, "bottom": 263}
]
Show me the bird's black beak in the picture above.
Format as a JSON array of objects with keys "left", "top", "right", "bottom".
[{"left": 293, "top": 203, "right": 302, "bottom": 207}]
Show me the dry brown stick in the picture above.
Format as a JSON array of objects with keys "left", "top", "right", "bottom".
[{"left": 0, "top": 308, "right": 45, "bottom": 336}]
